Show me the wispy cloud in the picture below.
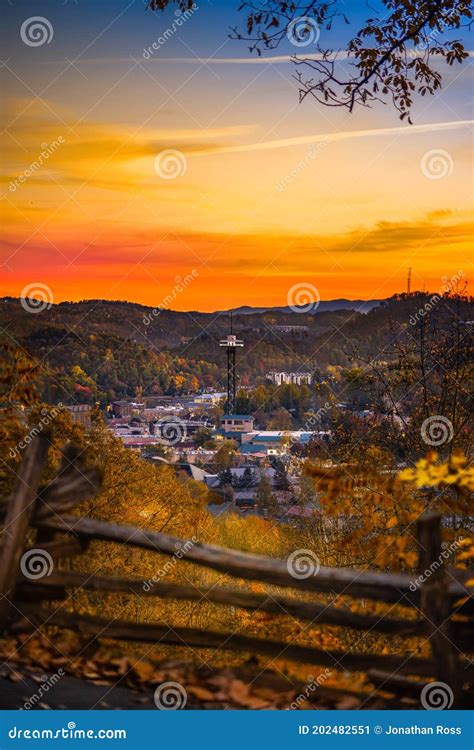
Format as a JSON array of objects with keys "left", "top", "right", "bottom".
[
  {"left": 152, "top": 51, "right": 474, "bottom": 64},
  {"left": 190, "top": 120, "right": 474, "bottom": 156},
  {"left": 67, "top": 51, "right": 474, "bottom": 66},
  {"left": 144, "top": 53, "right": 346, "bottom": 65},
  {"left": 0, "top": 108, "right": 256, "bottom": 191}
]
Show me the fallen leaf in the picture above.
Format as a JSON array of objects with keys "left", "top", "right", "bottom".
[{"left": 187, "top": 686, "right": 216, "bottom": 701}]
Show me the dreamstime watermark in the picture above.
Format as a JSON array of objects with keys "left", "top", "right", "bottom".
[
  {"left": 409, "top": 22, "right": 446, "bottom": 56},
  {"left": 20, "top": 16, "right": 54, "bottom": 46},
  {"left": 409, "top": 538, "right": 463, "bottom": 591},
  {"left": 8, "top": 724, "right": 127, "bottom": 740},
  {"left": 154, "top": 149, "right": 187, "bottom": 179},
  {"left": 287, "top": 283, "right": 320, "bottom": 313},
  {"left": 421, "top": 149, "right": 453, "bottom": 180},
  {"left": 276, "top": 138, "right": 331, "bottom": 191},
  {"left": 154, "top": 416, "right": 187, "bottom": 446},
  {"left": 305, "top": 401, "right": 332, "bottom": 428},
  {"left": 23, "top": 669, "right": 65, "bottom": 710},
  {"left": 287, "top": 16, "right": 320, "bottom": 47},
  {"left": 143, "top": 4, "right": 198, "bottom": 58},
  {"left": 143, "top": 536, "right": 198, "bottom": 592},
  {"left": 9, "top": 404, "right": 63, "bottom": 460},
  {"left": 20, "top": 548, "right": 54, "bottom": 580},
  {"left": 142, "top": 270, "right": 198, "bottom": 325},
  {"left": 9, "top": 137, "right": 65, "bottom": 192},
  {"left": 20, "top": 283, "right": 54, "bottom": 313},
  {"left": 287, "top": 549, "right": 321, "bottom": 579},
  {"left": 290, "top": 668, "right": 332, "bottom": 709},
  {"left": 154, "top": 681, "right": 188, "bottom": 710},
  {"left": 409, "top": 269, "right": 464, "bottom": 325},
  {"left": 421, "top": 681, "right": 454, "bottom": 710},
  {"left": 420, "top": 415, "right": 453, "bottom": 446}
]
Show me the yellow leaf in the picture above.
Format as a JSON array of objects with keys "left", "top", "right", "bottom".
[{"left": 386, "top": 516, "right": 398, "bottom": 529}]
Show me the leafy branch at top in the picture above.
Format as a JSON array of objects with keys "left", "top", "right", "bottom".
[{"left": 230, "top": 0, "right": 472, "bottom": 121}]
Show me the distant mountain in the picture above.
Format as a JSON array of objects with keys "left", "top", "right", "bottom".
[
  {"left": 216, "top": 299, "right": 384, "bottom": 315},
  {"left": 7, "top": 293, "right": 468, "bottom": 405}
]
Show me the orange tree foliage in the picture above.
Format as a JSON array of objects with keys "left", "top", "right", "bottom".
[
  {"left": 303, "top": 447, "right": 472, "bottom": 571},
  {"left": 399, "top": 452, "right": 474, "bottom": 567}
]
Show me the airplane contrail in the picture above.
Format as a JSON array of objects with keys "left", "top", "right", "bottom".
[
  {"left": 146, "top": 51, "right": 473, "bottom": 65},
  {"left": 72, "top": 51, "right": 474, "bottom": 66},
  {"left": 190, "top": 119, "right": 474, "bottom": 156}
]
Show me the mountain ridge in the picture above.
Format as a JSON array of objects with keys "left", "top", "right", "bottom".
[
  {"left": 216, "top": 298, "right": 384, "bottom": 315},
  {"left": 1, "top": 296, "right": 385, "bottom": 315}
]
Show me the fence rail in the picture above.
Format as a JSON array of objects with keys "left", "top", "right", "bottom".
[{"left": 1, "top": 435, "right": 473, "bottom": 708}]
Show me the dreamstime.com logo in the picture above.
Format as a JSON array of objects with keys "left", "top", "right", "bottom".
[
  {"left": 409, "top": 538, "right": 462, "bottom": 591},
  {"left": 143, "top": 537, "right": 198, "bottom": 592},
  {"left": 8, "top": 723, "right": 127, "bottom": 740},
  {"left": 9, "top": 137, "right": 65, "bottom": 192},
  {"left": 155, "top": 417, "right": 187, "bottom": 446},
  {"left": 305, "top": 401, "right": 332, "bottom": 429},
  {"left": 287, "top": 16, "right": 320, "bottom": 47},
  {"left": 143, "top": 4, "right": 198, "bottom": 59},
  {"left": 20, "top": 16, "right": 54, "bottom": 46},
  {"left": 9, "top": 404, "right": 63, "bottom": 459},
  {"left": 276, "top": 139, "right": 331, "bottom": 192},
  {"left": 154, "top": 681, "right": 188, "bottom": 709},
  {"left": 154, "top": 149, "right": 188, "bottom": 179},
  {"left": 20, "top": 283, "right": 54, "bottom": 313},
  {"left": 420, "top": 415, "right": 454, "bottom": 446},
  {"left": 421, "top": 681, "right": 454, "bottom": 710},
  {"left": 421, "top": 149, "right": 453, "bottom": 180},
  {"left": 142, "top": 270, "right": 199, "bottom": 325},
  {"left": 23, "top": 670, "right": 65, "bottom": 710},
  {"left": 20, "top": 548, "right": 54, "bottom": 580},
  {"left": 287, "top": 283, "right": 320, "bottom": 313},
  {"left": 409, "top": 22, "right": 446, "bottom": 56},
  {"left": 409, "top": 269, "right": 464, "bottom": 326},
  {"left": 290, "top": 668, "right": 332, "bottom": 709},
  {"left": 287, "top": 549, "right": 321, "bottom": 579}
]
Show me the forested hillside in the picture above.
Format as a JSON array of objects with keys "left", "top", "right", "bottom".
[{"left": 1, "top": 294, "right": 472, "bottom": 406}]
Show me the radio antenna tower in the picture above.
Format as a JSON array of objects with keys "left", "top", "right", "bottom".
[
  {"left": 220, "top": 314, "right": 243, "bottom": 414},
  {"left": 407, "top": 267, "right": 412, "bottom": 296}
]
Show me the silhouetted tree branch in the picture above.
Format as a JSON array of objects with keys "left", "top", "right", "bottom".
[{"left": 150, "top": 1, "right": 473, "bottom": 122}]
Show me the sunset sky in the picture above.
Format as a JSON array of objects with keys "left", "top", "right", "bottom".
[{"left": 1, "top": 0, "right": 473, "bottom": 311}]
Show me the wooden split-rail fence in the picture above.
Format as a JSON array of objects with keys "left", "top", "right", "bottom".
[{"left": 0, "top": 434, "right": 472, "bottom": 707}]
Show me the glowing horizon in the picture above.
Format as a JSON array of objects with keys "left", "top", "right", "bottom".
[{"left": 1, "top": 1, "right": 472, "bottom": 312}]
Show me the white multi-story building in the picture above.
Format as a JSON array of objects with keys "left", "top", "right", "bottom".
[
  {"left": 266, "top": 371, "right": 312, "bottom": 386},
  {"left": 272, "top": 325, "right": 309, "bottom": 333}
]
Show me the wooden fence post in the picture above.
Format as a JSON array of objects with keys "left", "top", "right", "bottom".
[
  {"left": 0, "top": 435, "right": 49, "bottom": 629},
  {"left": 417, "top": 511, "right": 461, "bottom": 708}
]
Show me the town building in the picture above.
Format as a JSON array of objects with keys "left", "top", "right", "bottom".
[
  {"left": 112, "top": 400, "right": 145, "bottom": 418},
  {"left": 272, "top": 325, "right": 309, "bottom": 333},
  {"left": 193, "top": 392, "right": 226, "bottom": 406},
  {"left": 240, "top": 430, "right": 318, "bottom": 456},
  {"left": 220, "top": 414, "right": 255, "bottom": 437},
  {"left": 65, "top": 404, "right": 92, "bottom": 428},
  {"left": 266, "top": 371, "right": 312, "bottom": 386}
]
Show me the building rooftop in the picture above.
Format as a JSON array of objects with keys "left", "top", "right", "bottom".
[
  {"left": 239, "top": 445, "right": 268, "bottom": 456},
  {"left": 252, "top": 434, "right": 281, "bottom": 443},
  {"left": 194, "top": 392, "right": 226, "bottom": 398},
  {"left": 222, "top": 414, "right": 254, "bottom": 420}
]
